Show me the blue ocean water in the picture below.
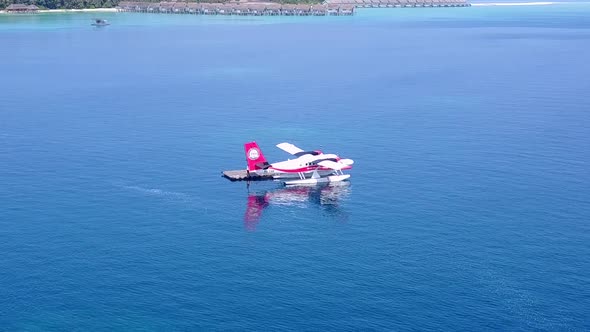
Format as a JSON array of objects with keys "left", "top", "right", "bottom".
[{"left": 1, "top": 4, "right": 589, "bottom": 330}]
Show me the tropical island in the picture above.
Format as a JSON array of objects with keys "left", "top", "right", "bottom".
[
  {"left": 2, "top": 0, "right": 307, "bottom": 10},
  {"left": 1, "top": 0, "right": 117, "bottom": 10},
  {"left": 1, "top": 0, "right": 469, "bottom": 11}
]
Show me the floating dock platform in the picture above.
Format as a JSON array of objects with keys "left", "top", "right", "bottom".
[{"left": 223, "top": 169, "right": 274, "bottom": 182}]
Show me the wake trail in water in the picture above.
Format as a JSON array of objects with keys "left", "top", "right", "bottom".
[{"left": 113, "top": 183, "right": 208, "bottom": 211}]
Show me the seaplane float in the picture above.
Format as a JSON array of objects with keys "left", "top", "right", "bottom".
[{"left": 223, "top": 142, "right": 354, "bottom": 186}]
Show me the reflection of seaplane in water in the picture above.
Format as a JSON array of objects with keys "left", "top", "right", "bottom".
[
  {"left": 244, "top": 142, "right": 354, "bottom": 186},
  {"left": 244, "top": 182, "right": 351, "bottom": 231}
]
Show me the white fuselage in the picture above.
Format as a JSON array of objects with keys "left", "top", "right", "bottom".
[{"left": 253, "top": 153, "right": 350, "bottom": 179}]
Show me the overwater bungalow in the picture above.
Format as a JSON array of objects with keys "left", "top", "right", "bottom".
[
  {"left": 185, "top": 2, "right": 197, "bottom": 13},
  {"left": 204, "top": 3, "right": 222, "bottom": 14},
  {"left": 6, "top": 4, "right": 39, "bottom": 13},
  {"left": 263, "top": 4, "right": 281, "bottom": 15},
  {"left": 251, "top": 4, "right": 270, "bottom": 15},
  {"left": 116, "top": 0, "right": 464, "bottom": 17},
  {"left": 156, "top": 2, "right": 172, "bottom": 13},
  {"left": 136, "top": 3, "right": 149, "bottom": 12},
  {"left": 218, "top": 4, "right": 231, "bottom": 15},
  {"left": 172, "top": 2, "right": 188, "bottom": 13},
  {"left": 340, "top": 5, "right": 354, "bottom": 14},
  {"left": 229, "top": 4, "right": 240, "bottom": 15}
]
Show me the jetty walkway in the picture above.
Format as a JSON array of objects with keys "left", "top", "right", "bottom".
[
  {"left": 326, "top": 0, "right": 469, "bottom": 8},
  {"left": 117, "top": 0, "right": 470, "bottom": 16}
]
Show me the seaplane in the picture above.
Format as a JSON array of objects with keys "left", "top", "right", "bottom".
[{"left": 244, "top": 141, "right": 354, "bottom": 186}]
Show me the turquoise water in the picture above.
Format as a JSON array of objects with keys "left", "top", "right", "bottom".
[{"left": 1, "top": 4, "right": 589, "bottom": 330}]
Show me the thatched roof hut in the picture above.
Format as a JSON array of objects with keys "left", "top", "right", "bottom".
[
  {"left": 6, "top": 4, "right": 39, "bottom": 12},
  {"left": 172, "top": 2, "right": 188, "bottom": 12},
  {"left": 115, "top": 1, "right": 361, "bottom": 16}
]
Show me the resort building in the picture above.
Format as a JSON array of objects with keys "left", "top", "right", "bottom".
[{"left": 5, "top": 4, "right": 40, "bottom": 12}]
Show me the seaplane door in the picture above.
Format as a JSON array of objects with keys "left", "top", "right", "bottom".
[{"left": 311, "top": 170, "right": 320, "bottom": 179}]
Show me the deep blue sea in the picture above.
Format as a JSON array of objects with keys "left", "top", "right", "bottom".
[{"left": 1, "top": 3, "right": 589, "bottom": 330}]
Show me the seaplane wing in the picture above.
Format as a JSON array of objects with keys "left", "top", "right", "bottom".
[
  {"left": 318, "top": 160, "right": 344, "bottom": 170},
  {"left": 276, "top": 142, "right": 304, "bottom": 155}
]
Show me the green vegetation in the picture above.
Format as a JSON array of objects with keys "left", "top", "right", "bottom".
[{"left": 1, "top": 0, "right": 117, "bottom": 9}]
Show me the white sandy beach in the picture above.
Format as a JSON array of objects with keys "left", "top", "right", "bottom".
[
  {"left": 0, "top": 8, "right": 117, "bottom": 14},
  {"left": 38, "top": 8, "right": 118, "bottom": 12}
]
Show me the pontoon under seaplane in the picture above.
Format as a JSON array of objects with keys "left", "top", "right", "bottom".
[{"left": 226, "top": 141, "right": 354, "bottom": 186}]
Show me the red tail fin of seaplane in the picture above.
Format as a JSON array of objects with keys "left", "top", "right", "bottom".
[{"left": 244, "top": 141, "right": 269, "bottom": 171}]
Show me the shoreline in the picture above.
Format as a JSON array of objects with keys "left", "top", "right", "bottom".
[
  {"left": 39, "top": 8, "right": 118, "bottom": 12},
  {"left": 0, "top": 1, "right": 574, "bottom": 14},
  {"left": 0, "top": 8, "right": 117, "bottom": 14}
]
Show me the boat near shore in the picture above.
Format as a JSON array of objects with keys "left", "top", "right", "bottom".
[{"left": 91, "top": 18, "right": 110, "bottom": 26}]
